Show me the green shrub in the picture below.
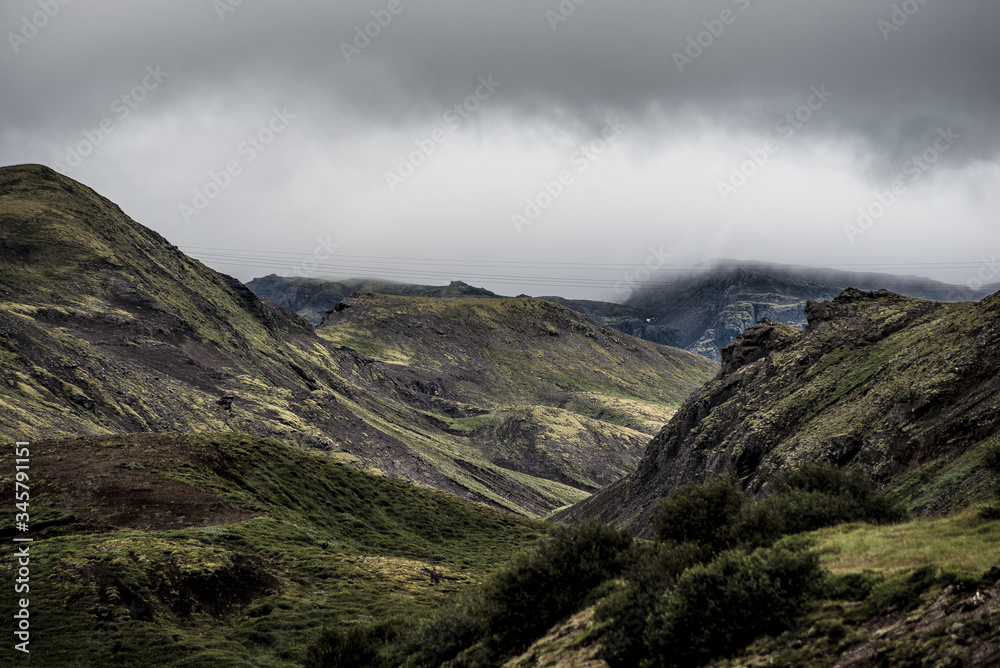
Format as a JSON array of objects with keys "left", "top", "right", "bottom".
[
  {"left": 400, "top": 598, "right": 485, "bottom": 667},
  {"left": 642, "top": 539, "right": 824, "bottom": 667},
  {"left": 596, "top": 541, "right": 705, "bottom": 668},
  {"left": 983, "top": 444, "right": 1000, "bottom": 475},
  {"left": 478, "top": 521, "right": 632, "bottom": 656},
  {"left": 727, "top": 465, "right": 906, "bottom": 547},
  {"left": 305, "top": 617, "right": 407, "bottom": 668},
  {"left": 401, "top": 520, "right": 633, "bottom": 666},
  {"left": 653, "top": 475, "right": 744, "bottom": 554},
  {"left": 773, "top": 464, "right": 905, "bottom": 527}
]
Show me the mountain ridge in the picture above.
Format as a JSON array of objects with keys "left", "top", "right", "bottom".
[
  {"left": 0, "top": 164, "right": 716, "bottom": 517},
  {"left": 555, "top": 286, "right": 1000, "bottom": 536},
  {"left": 249, "top": 260, "right": 979, "bottom": 362}
]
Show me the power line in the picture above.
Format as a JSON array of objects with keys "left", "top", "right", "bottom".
[{"left": 178, "top": 246, "right": 984, "bottom": 292}]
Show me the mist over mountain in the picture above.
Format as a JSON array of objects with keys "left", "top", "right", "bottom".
[{"left": 252, "top": 259, "right": 979, "bottom": 362}]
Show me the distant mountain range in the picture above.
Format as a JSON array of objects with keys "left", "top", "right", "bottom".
[
  {"left": 250, "top": 260, "right": 981, "bottom": 361},
  {"left": 246, "top": 275, "right": 499, "bottom": 326}
]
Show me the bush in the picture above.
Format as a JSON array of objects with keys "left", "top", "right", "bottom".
[
  {"left": 397, "top": 596, "right": 486, "bottom": 668},
  {"left": 596, "top": 541, "right": 705, "bottom": 668},
  {"left": 728, "top": 465, "right": 906, "bottom": 546},
  {"left": 983, "top": 444, "right": 1000, "bottom": 476},
  {"left": 305, "top": 617, "right": 407, "bottom": 668},
  {"left": 653, "top": 475, "right": 744, "bottom": 554},
  {"left": 824, "top": 570, "right": 884, "bottom": 601},
  {"left": 400, "top": 520, "right": 633, "bottom": 666},
  {"left": 642, "top": 539, "right": 825, "bottom": 667},
  {"left": 478, "top": 520, "right": 632, "bottom": 656}
]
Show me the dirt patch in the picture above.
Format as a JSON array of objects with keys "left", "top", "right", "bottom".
[{"left": 20, "top": 434, "right": 253, "bottom": 534}]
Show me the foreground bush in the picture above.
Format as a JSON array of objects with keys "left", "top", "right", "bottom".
[
  {"left": 595, "top": 540, "right": 705, "bottom": 666},
  {"left": 642, "top": 539, "right": 825, "bottom": 667},
  {"left": 601, "top": 466, "right": 905, "bottom": 667},
  {"left": 653, "top": 475, "right": 744, "bottom": 554}
]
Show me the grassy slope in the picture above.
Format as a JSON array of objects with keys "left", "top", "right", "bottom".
[
  {"left": 0, "top": 164, "right": 718, "bottom": 517},
  {"left": 318, "top": 293, "right": 714, "bottom": 420},
  {"left": 0, "top": 433, "right": 546, "bottom": 666},
  {"left": 813, "top": 506, "right": 1000, "bottom": 578},
  {"left": 701, "top": 508, "right": 1000, "bottom": 667}
]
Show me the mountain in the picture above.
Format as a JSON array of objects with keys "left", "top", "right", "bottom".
[
  {"left": 556, "top": 287, "right": 1000, "bottom": 536},
  {"left": 561, "top": 259, "right": 980, "bottom": 361},
  {"left": 251, "top": 260, "right": 979, "bottom": 363},
  {"left": 247, "top": 275, "right": 499, "bottom": 325},
  {"left": 0, "top": 164, "right": 716, "bottom": 516}
]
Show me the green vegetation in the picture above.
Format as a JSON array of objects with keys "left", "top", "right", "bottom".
[
  {"left": 0, "top": 433, "right": 546, "bottom": 666},
  {"left": 641, "top": 539, "right": 825, "bottom": 667},
  {"left": 307, "top": 521, "right": 636, "bottom": 667},
  {"left": 0, "top": 165, "right": 719, "bottom": 517},
  {"left": 301, "top": 466, "right": 928, "bottom": 667},
  {"left": 812, "top": 504, "right": 1000, "bottom": 578}
]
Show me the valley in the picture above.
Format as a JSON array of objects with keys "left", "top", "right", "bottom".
[{"left": 1, "top": 164, "right": 998, "bottom": 666}]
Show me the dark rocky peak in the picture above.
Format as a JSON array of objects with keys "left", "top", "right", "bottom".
[{"left": 718, "top": 318, "right": 802, "bottom": 376}]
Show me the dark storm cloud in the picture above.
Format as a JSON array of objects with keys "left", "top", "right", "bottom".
[
  {"left": 1, "top": 1, "right": 998, "bottom": 297},
  {"left": 4, "top": 1, "right": 998, "bottom": 164}
]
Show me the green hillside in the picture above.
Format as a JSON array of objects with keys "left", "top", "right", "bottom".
[
  {"left": 0, "top": 433, "right": 545, "bottom": 666},
  {"left": 0, "top": 164, "right": 717, "bottom": 518}
]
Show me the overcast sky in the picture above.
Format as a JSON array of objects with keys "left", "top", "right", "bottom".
[{"left": 3, "top": 0, "right": 999, "bottom": 299}]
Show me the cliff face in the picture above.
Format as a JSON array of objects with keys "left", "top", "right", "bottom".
[{"left": 556, "top": 288, "right": 1000, "bottom": 536}]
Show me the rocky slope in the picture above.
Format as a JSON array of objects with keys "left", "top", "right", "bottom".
[
  {"left": 0, "top": 164, "right": 717, "bottom": 516},
  {"left": 556, "top": 287, "right": 1000, "bottom": 536}
]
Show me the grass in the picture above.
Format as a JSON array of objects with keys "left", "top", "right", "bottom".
[
  {"left": 811, "top": 505, "right": 1000, "bottom": 577},
  {"left": 0, "top": 433, "right": 547, "bottom": 666}
]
